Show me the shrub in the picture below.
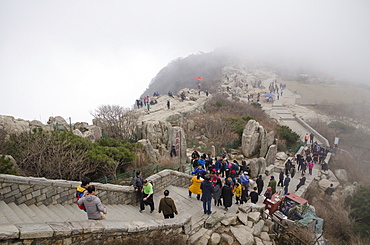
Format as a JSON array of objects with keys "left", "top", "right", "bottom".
[
  {"left": 277, "top": 125, "right": 300, "bottom": 147},
  {"left": 214, "top": 101, "right": 223, "bottom": 107},
  {"left": 350, "top": 186, "right": 370, "bottom": 238},
  {"left": 0, "top": 156, "right": 17, "bottom": 175}
]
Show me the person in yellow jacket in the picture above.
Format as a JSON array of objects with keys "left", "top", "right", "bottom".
[
  {"left": 233, "top": 182, "right": 243, "bottom": 205},
  {"left": 188, "top": 173, "right": 203, "bottom": 200}
]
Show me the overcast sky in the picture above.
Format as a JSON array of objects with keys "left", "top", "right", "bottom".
[{"left": 1, "top": 1, "right": 369, "bottom": 124}]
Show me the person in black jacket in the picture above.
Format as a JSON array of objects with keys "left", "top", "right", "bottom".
[
  {"left": 250, "top": 187, "right": 259, "bottom": 204},
  {"left": 256, "top": 175, "right": 264, "bottom": 195},
  {"left": 200, "top": 175, "right": 214, "bottom": 214},
  {"left": 278, "top": 169, "right": 285, "bottom": 187},
  {"left": 221, "top": 181, "right": 233, "bottom": 211}
]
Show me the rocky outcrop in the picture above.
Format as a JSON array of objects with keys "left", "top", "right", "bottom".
[
  {"left": 333, "top": 169, "right": 348, "bottom": 183},
  {"left": 241, "top": 120, "right": 275, "bottom": 158},
  {"left": 265, "top": 145, "right": 277, "bottom": 166},
  {"left": 248, "top": 157, "right": 267, "bottom": 178},
  {"left": 187, "top": 203, "right": 273, "bottom": 245},
  {"left": 137, "top": 121, "right": 187, "bottom": 163},
  {"left": 0, "top": 115, "right": 31, "bottom": 136},
  {"left": 0, "top": 115, "right": 102, "bottom": 142}
]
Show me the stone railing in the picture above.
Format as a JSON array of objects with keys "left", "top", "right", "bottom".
[
  {"left": 0, "top": 169, "right": 192, "bottom": 206},
  {"left": 295, "top": 116, "right": 330, "bottom": 147},
  {"left": 0, "top": 213, "right": 191, "bottom": 244},
  {"left": 0, "top": 170, "right": 193, "bottom": 244}
]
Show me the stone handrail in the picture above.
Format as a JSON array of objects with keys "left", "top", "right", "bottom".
[
  {"left": 0, "top": 169, "right": 192, "bottom": 206},
  {"left": 0, "top": 170, "right": 193, "bottom": 243},
  {"left": 0, "top": 213, "right": 191, "bottom": 243},
  {"left": 295, "top": 116, "right": 330, "bottom": 148}
]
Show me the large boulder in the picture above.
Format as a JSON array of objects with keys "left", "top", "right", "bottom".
[
  {"left": 276, "top": 152, "right": 288, "bottom": 161},
  {"left": 47, "top": 116, "right": 69, "bottom": 131},
  {"left": 242, "top": 120, "right": 262, "bottom": 157},
  {"left": 0, "top": 115, "right": 30, "bottom": 135},
  {"left": 260, "top": 131, "right": 275, "bottom": 157},
  {"left": 138, "top": 139, "right": 157, "bottom": 162},
  {"left": 253, "top": 219, "right": 265, "bottom": 236},
  {"left": 242, "top": 120, "right": 274, "bottom": 158},
  {"left": 205, "top": 211, "right": 225, "bottom": 228},
  {"left": 265, "top": 145, "right": 277, "bottom": 166},
  {"left": 334, "top": 169, "right": 348, "bottom": 183},
  {"left": 230, "top": 226, "right": 254, "bottom": 245},
  {"left": 248, "top": 158, "right": 266, "bottom": 178}
]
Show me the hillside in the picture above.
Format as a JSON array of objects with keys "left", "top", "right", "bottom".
[{"left": 141, "top": 51, "right": 229, "bottom": 97}]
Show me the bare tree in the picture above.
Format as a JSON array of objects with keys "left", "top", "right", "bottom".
[{"left": 91, "top": 105, "right": 139, "bottom": 141}]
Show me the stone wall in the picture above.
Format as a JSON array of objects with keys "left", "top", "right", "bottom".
[
  {"left": 0, "top": 170, "right": 193, "bottom": 244},
  {"left": 295, "top": 116, "right": 330, "bottom": 147},
  {"left": 0, "top": 170, "right": 192, "bottom": 206},
  {"left": 0, "top": 214, "right": 191, "bottom": 245}
]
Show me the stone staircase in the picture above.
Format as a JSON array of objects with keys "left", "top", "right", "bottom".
[
  {"left": 0, "top": 185, "right": 235, "bottom": 229},
  {"left": 0, "top": 200, "right": 156, "bottom": 225}
]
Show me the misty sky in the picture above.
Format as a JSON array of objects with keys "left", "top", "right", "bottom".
[{"left": 1, "top": 1, "right": 369, "bottom": 124}]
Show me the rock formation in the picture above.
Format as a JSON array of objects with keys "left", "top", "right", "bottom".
[
  {"left": 136, "top": 121, "right": 187, "bottom": 163},
  {"left": 0, "top": 115, "right": 102, "bottom": 142},
  {"left": 241, "top": 120, "right": 275, "bottom": 158}
]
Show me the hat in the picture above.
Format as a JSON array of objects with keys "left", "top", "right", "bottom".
[
  {"left": 271, "top": 176, "right": 274, "bottom": 179},
  {"left": 267, "top": 187, "right": 272, "bottom": 190},
  {"left": 244, "top": 171, "right": 248, "bottom": 175}
]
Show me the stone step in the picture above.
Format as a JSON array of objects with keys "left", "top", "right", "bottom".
[
  {"left": 38, "top": 204, "right": 64, "bottom": 222},
  {"left": 28, "top": 204, "right": 54, "bottom": 223},
  {"left": 18, "top": 204, "right": 43, "bottom": 223},
  {"left": 7, "top": 202, "right": 34, "bottom": 223},
  {"left": 0, "top": 205, "right": 9, "bottom": 224},
  {"left": 0, "top": 201, "right": 23, "bottom": 224},
  {"left": 60, "top": 204, "right": 83, "bottom": 221},
  {"left": 47, "top": 205, "right": 75, "bottom": 222},
  {"left": 63, "top": 205, "right": 87, "bottom": 220}
]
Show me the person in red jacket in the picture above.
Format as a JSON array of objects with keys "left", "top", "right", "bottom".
[{"left": 76, "top": 177, "right": 90, "bottom": 211}]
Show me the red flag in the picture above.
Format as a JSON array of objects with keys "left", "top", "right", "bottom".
[{"left": 195, "top": 76, "right": 203, "bottom": 81}]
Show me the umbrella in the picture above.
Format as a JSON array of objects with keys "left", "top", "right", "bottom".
[{"left": 263, "top": 93, "right": 275, "bottom": 97}]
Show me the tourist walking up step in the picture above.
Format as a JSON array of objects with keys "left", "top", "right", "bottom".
[
  {"left": 278, "top": 169, "right": 285, "bottom": 187},
  {"left": 308, "top": 161, "right": 314, "bottom": 175},
  {"left": 290, "top": 164, "right": 296, "bottom": 178},
  {"left": 310, "top": 133, "right": 314, "bottom": 144},
  {"left": 304, "top": 133, "right": 309, "bottom": 144},
  {"left": 158, "top": 190, "right": 178, "bottom": 219},
  {"left": 200, "top": 175, "right": 214, "bottom": 214},
  {"left": 268, "top": 176, "right": 277, "bottom": 194},
  {"left": 189, "top": 173, "right": 203, "bottom": 200},
  {"left": 221, "top": 181, "right": 233, "bottom": 211},
  {"left": 233, "top": 182, "right": 243, "bottom": 205},
  {"left": 295, "top": 174, "right": 306, "bottom": 192},
  {"left": 301, "top": 160, "right": 307, "bottom": 174},
  {"left": 213, "top": 178, "right": 222, "bottom": 206},
  {"left": 283, "top": 174, "right": 290, "bottom": 195},
  {"left": 140, "top": 180, "right": 154, "bottom": 213},
  {"left": 77, "top": 185, "right": 107, "bottom": 220},
  {"left": 133, "top": 171, "right": 143, "bottom": 202},
  {"left": 250, "top": 187, "right": 259, "bottom": 204},
  {"left": 256, "top": 175, "right": 264, "bottom": 195},
  {"left": 76, "top": 177, "right": 90, "bottom": 211}
]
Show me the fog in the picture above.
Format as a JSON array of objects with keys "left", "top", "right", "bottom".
[{"left": 1, "top": 0, "right": 369, "bottom": 123}]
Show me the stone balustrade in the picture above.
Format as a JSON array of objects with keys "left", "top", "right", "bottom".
[
  {"left": 0, "top": 170, "right": 193, "bottom": 244},
  {"left": 0, "top": 169, "right": 192, "bottom": 206},
  {"left": 0, "top": 213, "right": 191, "bottom": 244}
]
